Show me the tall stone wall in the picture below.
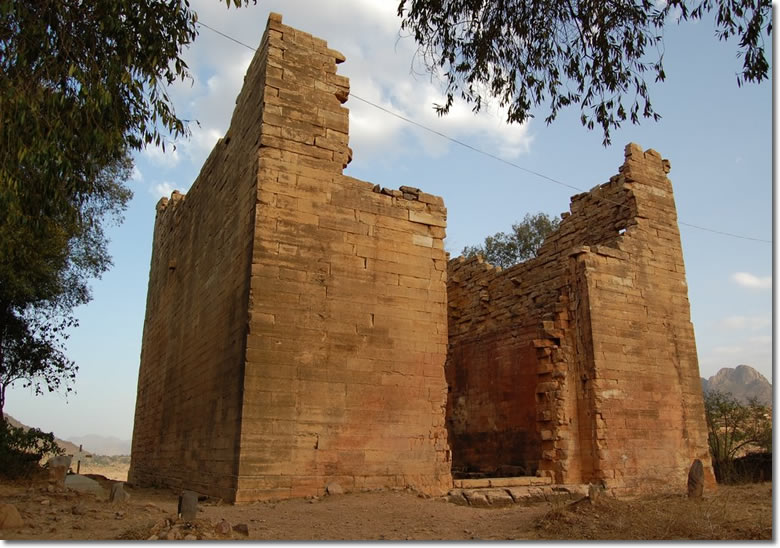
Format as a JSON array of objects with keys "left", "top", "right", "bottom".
[
  {"left": 235, "top": 14, "right": 450, "bottom": 501},
  {"left": 127, "top": 47, "right": 265, "bottom": 498},
  {"left": 130, "top": 13, "right": 451, "bottom": 502},
  {"left": 447, "top": 144, "right": 715, "bottom": 493}
]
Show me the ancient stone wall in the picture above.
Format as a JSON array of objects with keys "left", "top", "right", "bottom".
[
  {"left": 235, "top": 14, "right": 450, "bottom": 501},
  {"left": 130, "top": 13, "right": 451, "bottom": 502},
  {"left": 131, "top": 11, "right": 713, "bottom": 502},
  {"left": 447, "top": 144, "right": 715, "bottom": 493}
]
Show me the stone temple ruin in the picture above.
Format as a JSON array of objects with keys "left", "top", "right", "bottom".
[{"left": 129, "top": 13, "right": 715, "bottom": 503}]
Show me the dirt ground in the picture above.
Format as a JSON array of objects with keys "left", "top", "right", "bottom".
[{"left": 0, "top": 477, "right": 772, "bottom": 541}]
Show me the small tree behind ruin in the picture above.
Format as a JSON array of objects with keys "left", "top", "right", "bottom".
[
  {"left": 704, "top": 390, "right": 771, "bottom": 483},
  {"left": 462, "top": 212, "right": 560, "bottom": 269}
]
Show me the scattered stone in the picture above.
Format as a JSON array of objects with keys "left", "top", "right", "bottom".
[
  {"left": 146, "top": 535, "right": 159, "bottom": 541},
  {"left": 325, "top": 482, "right": 344, "bottom": 495},
  {"left": 184, "top": 534, "right": 198, "bottom": 541},
  {"left": 46, "top": 484, "right": 55, "bottom": 493},
  {"left": 110, "top": 482, "right": 131, "bottom": 504},
  {"left": 687, "top": 459, "right": 704, "bottom": 498},
  {"left": 40, "top": 498, "right": 51, "bottom": 506},
  {"left": 178, "top": 490, "right": 199, "bottom": 521},
  {"left": 232, "top": 523, "right": 250, "bottom": 536},
  {"left": 115, "top": 511, "right": 125, "bottom": 520},
  {"left": 165, "top": 529, "right": 179, "bottom": 541},
  {"left": 0, "top": 504, "right": 24, "bottom": 529},
  {"left": 215, "top": 519, "right": 232, "bottom": 536}
]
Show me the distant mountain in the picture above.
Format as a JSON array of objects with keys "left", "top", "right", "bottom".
[
  {"left": 701, "top": 365, "right": 772, "bottom": 406},
  {"left": 3, "top": 413, "right": 82, "bottom": 456},
  {"left": 68, "top": 434, "right": 131, "bottom": 456}
]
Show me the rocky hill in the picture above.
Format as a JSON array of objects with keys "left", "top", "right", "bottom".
[{"left": 701, "top": 365, "right": 772, "bottom": 406}]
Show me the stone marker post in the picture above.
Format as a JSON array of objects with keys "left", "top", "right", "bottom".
[{"left": 687, "top": 459, "right": 704, "bottom": 498}]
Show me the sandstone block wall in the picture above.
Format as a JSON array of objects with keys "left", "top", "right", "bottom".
[
  {"left": 447, "top": 144, "right": 715, "bottom": 493},
  {"left": 130, "top": 13, "right": 451, "bottom": 502},
  {"left": 131, "top": 12, "right": 714, "bottom": 502}
]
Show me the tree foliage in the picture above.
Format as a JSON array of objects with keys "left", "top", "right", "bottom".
[
  {"left": 0, "top": 154, "right": 132, "bottom": 419},
  {"left": 397, "top": 0, "right": 772, "bottom": 145},
  {"left": 0, "top": 0, "right": 252, "bottom": 417},
  {"left": 462, "top": 212, "right": 560, "bottom": 268},
  {"left": 704, "top": 390, "right": 772, "bottom": 483}
]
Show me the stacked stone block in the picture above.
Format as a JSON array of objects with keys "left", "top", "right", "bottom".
[
  {"left": 447, "top": 144, "right": 715, "bottom": 493},
  {"left": 130, "top": 13, "right": 451, "bottom": 502}
]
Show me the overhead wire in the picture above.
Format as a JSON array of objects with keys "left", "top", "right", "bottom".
[{"left": 195, "top": 20, "right": 772, "bottom": 245}]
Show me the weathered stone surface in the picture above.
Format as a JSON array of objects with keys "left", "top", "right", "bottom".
[
  {"left": 128, "top": 9, "right": 712, "bottom": 504},
  {"left": 462, "top": 490, "right": 490, "bottom": 508},
  {"left": 178, "top": 491, "right": 199, "bottom": 521},
  {"left": 64, "top": 475, "right": 106, "bottom": 498},
  {"left": 325, "top": 482, "right": 344, "bottom": 496},
  {"left": 110, "top": 482, "right": 130, "bottom": 504},
  {"left": 0, "top": 504, "right": 24, "bottom": 529},
  {"left": 687, "top": 459, "right": 704, "bottom": 498},
  {"left": 233, "top": 523, "right": 250, "bottom": 536},
  {"left": 447, "top": 490, "right": 468, "bottom": 506},
  {"left": 483, "top": 488, "right": 514, "bottom": 507},
  {"left": 215, "top": 519, "right": 232, "bottom": 536},
  {"left": 447, "top": 143, "right": 715, "bottom": 494},
  {"left": 130, "top": 12, "right": 450, "bottom": 503}
]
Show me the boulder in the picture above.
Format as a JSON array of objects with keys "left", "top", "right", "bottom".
[
  {"left": 325, "top": 482, "right": 344, "bottom": 495},
  {"left": 233, "top": 523, "right": 250, "bottom": 536},
  {"left": 215, "top": 519, "right": 232, "bottom": 536},
  {"left": 0, "top": 504, "right": 24, "bottom": 529}
]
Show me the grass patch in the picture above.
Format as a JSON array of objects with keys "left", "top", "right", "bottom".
[{"left": 534, "top": 483, "right": 772, "bottom": 540}]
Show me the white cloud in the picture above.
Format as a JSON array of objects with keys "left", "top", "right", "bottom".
[
  {"left": 130, "top": 166, "right": 144, "bottom": 182},
  {"left": 747, "top": 335, "right": 772, "bottom": 345},
  {"left": 720, "top": 315, "right": 771, "bottom": 330},
  {"left": 731, "top": 272, "right": 771, "bottom": 290},
  {"left": 142, "top": 143, "right": 181, "bottom": 168},
  {"left": 149, "top": 182, "right": 177, "bottom": 199}
]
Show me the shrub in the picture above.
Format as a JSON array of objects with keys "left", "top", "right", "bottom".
[{"left": 0, "top": 420, "right": 63, "bottom": 479}]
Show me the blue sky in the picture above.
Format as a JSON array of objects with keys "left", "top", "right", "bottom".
[{"left": 6, "top": 0, "right": 772, "bottom": 441}]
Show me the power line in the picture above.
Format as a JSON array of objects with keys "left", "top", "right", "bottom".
[{"left": 195, "top": 21, "right": 772, "bottom": 245}]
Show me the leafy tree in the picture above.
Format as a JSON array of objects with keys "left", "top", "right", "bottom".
[
  {"left": 704, "top": 390, "right": 772, "bottom": 483},
  {"left": 0, "top": 0, "right": 253, "bottom": 419},
  {"left": 397, "top": 0, "right": 772, "bottom": 145},
  {"left": 462, "top": 212, "right": 560, "bottom": 268},
  {"left": 0, "top": 154, "right": 132, "bottom": 422}
]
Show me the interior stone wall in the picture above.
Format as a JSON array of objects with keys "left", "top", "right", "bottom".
[{"left": 447, "top": 144, "right": 715, "bottom": 493}]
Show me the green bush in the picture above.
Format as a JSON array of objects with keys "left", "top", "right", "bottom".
[{"left": 0, "top": 421, "right": 63, "bottom": 479}]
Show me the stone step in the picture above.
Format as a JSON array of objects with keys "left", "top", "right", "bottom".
[
  {"left": 447, "top": 484, "right": 588, "bottom": 508},
  {"left": 453, "top": 476, "right": 553, "bottom": 489}
]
